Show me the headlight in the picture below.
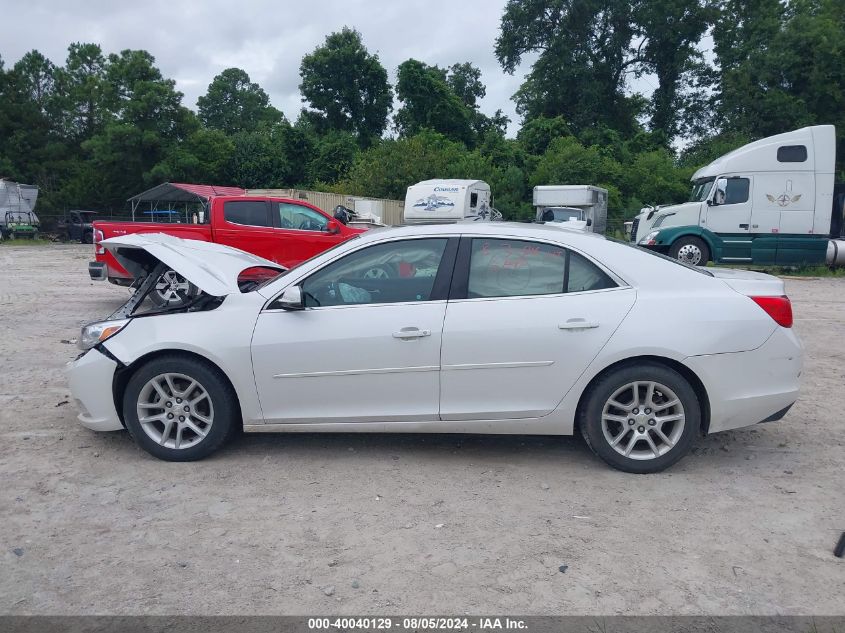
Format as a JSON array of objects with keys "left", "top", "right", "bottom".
[
  {"left": 639, "top": 231, "right": 660, "bottom": 245},
  {"left": 78, "top": 319, "right": 130, "bottom": 350}
]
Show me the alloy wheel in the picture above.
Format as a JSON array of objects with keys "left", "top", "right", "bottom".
[
  {"left": 601, "top": 381, "right": 686, "bottom": 461},
  {"left": 136, "top": 372, "right": 214, "bottom": 449}
]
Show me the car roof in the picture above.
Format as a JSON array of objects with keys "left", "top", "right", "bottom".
[{"left": 357, "top": 221, "right": 608, "bottom": 245}]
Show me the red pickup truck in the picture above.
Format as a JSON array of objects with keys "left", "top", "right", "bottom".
[{"left": 89, "top": 196, "right": 364, "bottom": 305}]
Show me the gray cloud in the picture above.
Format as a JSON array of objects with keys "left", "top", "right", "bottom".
[{"left": 2, "top": 0, "right": 534, "bottom": 135}]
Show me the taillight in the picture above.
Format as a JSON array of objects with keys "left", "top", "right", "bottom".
[
  {"left": 94, "top": 229, "right": 104, "bottom": 255},
  {"left": 750, "top": 295, "right": 793, "bottom": 328}
]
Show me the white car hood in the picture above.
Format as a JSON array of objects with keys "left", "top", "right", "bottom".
[
  {"left": 708, "top": 268, "right": 785, "bottom": 297},
  {"left": 101, "top": 233, "right": 285, "bottom": 296}
]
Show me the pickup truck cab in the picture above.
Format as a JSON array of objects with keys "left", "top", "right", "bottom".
[{"left": 90, "top": 196, "right": 364, "bottom": 305}]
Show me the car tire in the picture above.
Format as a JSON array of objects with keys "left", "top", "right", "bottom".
[
  {"left": 579, "top": 362, "right": 699, "bottom": 474},
  {"left": 123, "top": 355, "right": 238, "bottom": 461},
  {"left": 82, "top": 231, "right": 93, "bottom": 244},
  {"left": 147, "top": 269, "right": 199, "bottom": 308},
  {"left": 669, "top": 236, "right": 710, "bottom": 266}
]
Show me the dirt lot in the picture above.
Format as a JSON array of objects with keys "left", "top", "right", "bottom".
[{"left": 0, "top": 243, "right": 842, "bottom": 615}]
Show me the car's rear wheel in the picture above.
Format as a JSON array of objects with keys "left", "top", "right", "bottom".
[
  {"left": 148, "top": 269, "right": 198, "bottom": 307},
  {"left": 669, "top": 236, "right": 709, "bottom": 266},
  {"left": 579, "top": 363, "right": 699, "bottom": 473},
  {"left": 123, "top": 355, "right": 237, "bottom": 461}
]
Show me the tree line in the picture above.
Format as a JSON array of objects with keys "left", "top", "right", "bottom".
[{"left": 1, "top": 0, "right": 843, "bottom": 225}]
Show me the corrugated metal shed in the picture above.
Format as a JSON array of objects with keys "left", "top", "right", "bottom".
[{"left": 128, "top": 182, "right": 246, "bottom": 203}]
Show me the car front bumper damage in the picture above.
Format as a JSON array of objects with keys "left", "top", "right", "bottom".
[{"left": 65, "top": 348, "right": 124, "bottom": 432}]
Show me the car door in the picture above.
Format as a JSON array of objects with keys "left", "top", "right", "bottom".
[
  {"left": 703, "top": 176, "right": 753, "bottom": 261},
  {"left": 212, "top": 199, "right": 283, "bottom": 263},
  {"left": 439, "top": 237, "right": 636, "bottom": 421},
  {"left": 251, "top": 236, "right": 458, "bottom": 424},
  {"left": 269, "top": 201, "right": 347, "bottom": 267}
]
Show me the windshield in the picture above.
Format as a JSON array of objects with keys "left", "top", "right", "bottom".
[
  {"left": 543, "top": 207, "right": 584, "bottom": 222},
  {"left": 688, "top": 179, "right": 715, "bottom": 202},
  {"left": 253, "top": 235, "right": 361, "bottom": 290},
  {"left": 607, "top": 237, "right": 713, "bottom": 276}
]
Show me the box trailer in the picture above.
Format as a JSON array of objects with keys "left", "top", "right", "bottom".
[{"left": 533, "top": 185, "right": 608, "bottom": 234}]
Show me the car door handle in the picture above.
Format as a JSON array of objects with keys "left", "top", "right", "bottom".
[
  {"left": 558, "top": 319, "right": 599, "bottom": 330},
  {"left": 392, "top": 328, "right": 431, "bottom": 339}
]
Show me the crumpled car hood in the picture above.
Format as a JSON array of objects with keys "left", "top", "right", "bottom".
[{"left": 101, "top": 233, "right": 285, "bottom": 296}]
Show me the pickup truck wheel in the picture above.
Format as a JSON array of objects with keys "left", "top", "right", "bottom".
[
  {"left": 669, "top": 237, "right": 709, "bottom": 266},
  {"left": 148, "top": 269, "right": 198, "bottom": 307},
  {"left": 82, "top": 231, "right": 93, "bottom": 244}
]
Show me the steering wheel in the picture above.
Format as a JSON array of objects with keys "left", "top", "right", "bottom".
[
  {"left": 299, "top": 220, "right": 314, "bottom": 230},
  {"left": 280, "top": 217, "right": 293, "bottom": 228}
]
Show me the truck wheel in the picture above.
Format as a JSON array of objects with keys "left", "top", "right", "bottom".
[
  {"left": 669, "top": 236, "right": 710, "bottom": 266},
  {"left": 82, "top": 231, "right": 93, "bottom": 244},
  {"left": 148, "top": 269, "right": 198, "bottom": 307}
]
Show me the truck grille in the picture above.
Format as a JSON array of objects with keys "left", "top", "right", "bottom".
[{"left": 630, "top": 218, "right": 639, "bottom": 243}]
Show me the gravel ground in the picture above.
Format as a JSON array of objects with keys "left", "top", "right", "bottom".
[{"left": 0, "top": 244, "right": 842, "bottom": 615}]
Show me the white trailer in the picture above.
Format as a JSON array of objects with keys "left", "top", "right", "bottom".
[
  {"left": 533, "top": 185, "right": 608, "bottom": 234},
  {"left": 404, "top": 179, "right": 495, "bottom": 224}
]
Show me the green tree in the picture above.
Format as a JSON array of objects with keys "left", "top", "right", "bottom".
[
  {"left": 299, "top": 27, "right": 392, "bottom": 145},
  {"left": 151, "top": 128, "right": 235, "bottom": 184},
  {"left": 307, "top": 131, "right": 359, "bottom": 185},
  {"left": 394, "top": 59, "right": 475, "bottom": 145},
  {"left": 496, "top": 0, "right": 641, "bottom": 136},
  {"left": 714, "top": 0, "right": 845, "bottom": 139},
  {"left": 52, "top": 43, "right": 109, "bottom": 140},
  {"left": 198, "top": 67, "right": 282, "bottom": 135}
]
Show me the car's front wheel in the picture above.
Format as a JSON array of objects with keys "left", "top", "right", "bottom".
[
  {"left": 579, "top": 363, "right": 699, "bottom": 473},
  {"left": 123, "top": 355, "right": 238, "bottom": 461}
]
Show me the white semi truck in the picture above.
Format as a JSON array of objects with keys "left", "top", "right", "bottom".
[
  {"left": 403, "top": 179, "right": 498, "bottom": 224},
  {"left": 533, "top": 185, "right": 608, "bottom": 234},
  {"left": 631, "top": 125, "right": 845, "bottom": 266}
]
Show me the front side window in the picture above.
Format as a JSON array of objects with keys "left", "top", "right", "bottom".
[
  {"left": 467, "top": 239, "right": 616, "bottom": 299},
  {"left": 724, "top": 178, "right": 750, "bottom": 204},
  {"left": 224, "top": 201, "right": 270, "bottom": 227},
  {"left": 301, "top": 238, "right": 448, "bottom": 307},
  {"left": 689, "top": 179, "right": 715, "bottom": 202},
  {"left": 276, "top": 202, "right": 328, "bottom": 231}
]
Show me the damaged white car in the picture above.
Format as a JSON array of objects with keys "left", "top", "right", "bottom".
[{"left": 66, "top": 226, "right": 802, "bottom": 473}]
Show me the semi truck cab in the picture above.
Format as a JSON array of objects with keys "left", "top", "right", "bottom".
[{"left": 632, "top": 125, "right": 845, "bottom": 266}]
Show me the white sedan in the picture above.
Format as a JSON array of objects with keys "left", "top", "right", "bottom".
[{"left": 66, "top": 225, "right": 802, "bottom": 473}]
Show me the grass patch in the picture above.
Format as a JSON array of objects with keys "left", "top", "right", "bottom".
[
  {"left": 0, "top": 237, "right": 52, "bottom": 247},
  {"left": 711, "top": 263, "right": 845, "bottom": 278}
]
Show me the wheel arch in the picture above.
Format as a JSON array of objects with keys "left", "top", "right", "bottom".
[
  {"left": 111, "top": 348, "right": 243, "bottom": 428},
  {"left": 574, "top": 355, "right": 711, "bottom": 436}
]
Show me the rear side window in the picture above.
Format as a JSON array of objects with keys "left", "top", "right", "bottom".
[
  {"left": 224, "top": 201, "right": 270, "bottom": 227},
  {"left": 777, "top": 145, "right": 808, "bottom": 162},
  {"left": 725, "top": 178, "right": 750, "bottom": 204},
  {"left": 466, "top": 238, "right": 616, "bottom": 298}
]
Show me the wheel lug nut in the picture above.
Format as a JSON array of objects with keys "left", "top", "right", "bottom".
[
  {"left": 179, "top": 416, "right": 185, "bottom": 422},
  {"left": 176, "top": 398, "right": 182, "bottom": 404},
  {"left": 638, "top": 426, "right": 645, "bottom": 433},
  {"left": 648, "top": 419, "right": 656, "bottom": 426},
  {"left": 628, "top": 419, "right": 635, "bottom": 425},
  {"left": 645, "top": 408, "right": 651, "bottom": 414},
  {"left": 167, "top": 413, "right": 174, "bottom": 419},
  {"left": 184, "top": 405, "right": 190, "bottom": 412},
  {"left": 165, "top": 401, "right": 172, "bottom": 408},
  {"left": 632, "top": 408, "right": 639, "bottom": 414}
]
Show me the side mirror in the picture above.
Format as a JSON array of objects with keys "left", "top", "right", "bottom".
[
  {"left": 277, "top": 286, "right": 304, "bottom": 310},
  {"left": 586, "top": 218, "right": 593, "bottom": 227},
  {"left": 713, "top": 178, "right": 727, "bottom": 206},
  {"left": 326, "top": 219, "right": 341, "bottom": 234}
]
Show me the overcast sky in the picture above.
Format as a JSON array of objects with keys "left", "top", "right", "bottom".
[{"left": 3, "top": 0, "right": 548, "bottom": 135}]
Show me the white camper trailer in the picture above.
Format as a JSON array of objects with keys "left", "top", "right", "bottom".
[
  {"left": 533, "top": 185, "right": 608, "bottom": 234},
  {"left": 404, "top": 179, "right": 494, "bottom": 224}
]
